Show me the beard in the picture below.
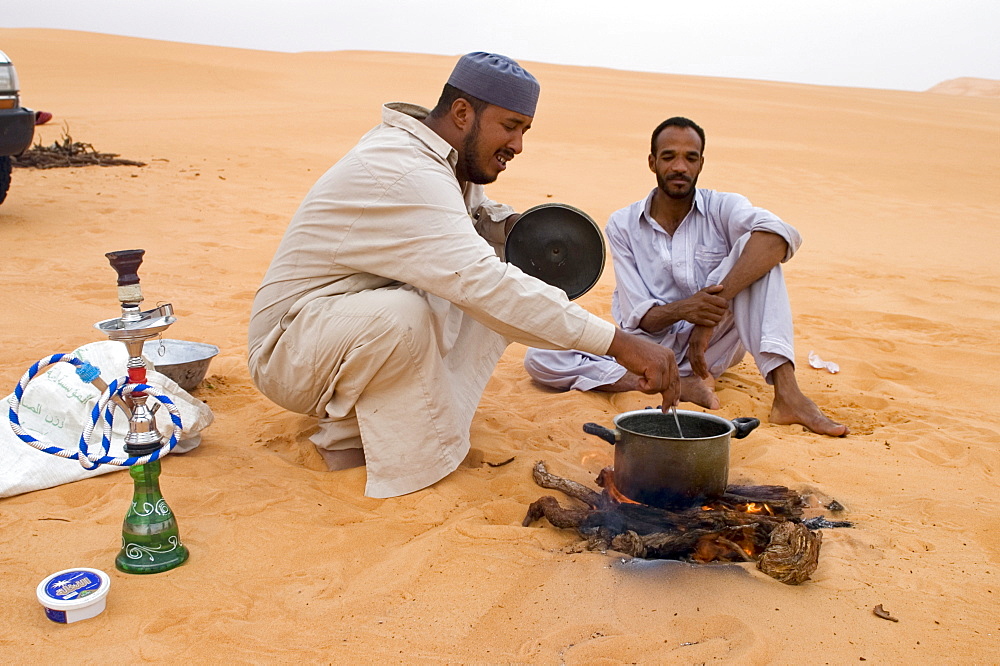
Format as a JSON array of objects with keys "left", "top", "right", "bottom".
[
  {"left": 657, "top": 171, "right": 699, "bottom": 200},
  {"left": 460, "top": 118, "right": 497, "bottom": 185}
]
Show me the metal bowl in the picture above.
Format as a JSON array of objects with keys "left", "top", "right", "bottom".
[{"left": 142, "top": 339, "right": 220, "bottom": 391}]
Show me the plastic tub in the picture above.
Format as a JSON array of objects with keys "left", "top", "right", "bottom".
[{"left": 36, "top": 568, "right": 111, "bottom": 624}]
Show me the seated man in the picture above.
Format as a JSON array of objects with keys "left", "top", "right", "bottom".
[
  {"left": 248, "top": 53, "right": 681, "bottom": 499},
  {"left": 524, "top": 117, "right": 847, "bottom": 437}
]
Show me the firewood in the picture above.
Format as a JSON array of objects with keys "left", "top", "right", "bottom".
[
  {"left": 522, "top": 496, "right": 589, "bottom": 529},
  {"left": 524, "top": 460, "right": 832, "bottom": 585},
  {"left": 610, "top": 530, "right": 647, "bottom": 557},
  {"left": 696, "top": 535, "right": 756, "bottom": 563},
  {"left": 757, "top": 521, "right": 822, "bottom": 584},
  {"left": 721, "top": 485, "right": 804, "bottom": 518},
  {"left": 13, "top": 127, "right": 145, "bottom": 169},
  {"left": 630, "top": 530, "right": 705, "bottom": 559},
  {"left": 531, "top": 461, "right": 606, "bottom": 509}
]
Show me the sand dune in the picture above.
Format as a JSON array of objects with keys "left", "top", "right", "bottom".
[
  {"left": 927, "top": 77, "right": 1000, "bottom": 97},
  {"left": 1, "top": 29, "right": 998, "bottom": 663}
]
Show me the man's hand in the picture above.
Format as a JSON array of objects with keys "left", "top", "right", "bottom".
[
  {"left": 687, "top": 325, "right": 714, "bottom": 379},
  {"left": 639, "top": 285, "right": 728, "bottom": 333},
  {"left": 606, "top": 328, "right": 680, "bottom": 408},
  {"left": 676, "top": 285, "right": 728, "bottom": 326}
]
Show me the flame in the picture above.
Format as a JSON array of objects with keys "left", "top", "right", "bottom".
[
  {"left": 599, "top": 469, "right": 643, "bottom": 505},
  {"left": 729, "top": 528, "right": 759, "bottom": 557},
  {"left": 606, "top": 482, "right": 642, "bottom": 505},
  {"left": 701, "top": 501, "right": 774, "bottom": 516},
  {"left": 740, "top": 502, "right": 775, "bottom": 516},
  {"left": 692, "top": 526, "right": 762, "bottom": 562}
]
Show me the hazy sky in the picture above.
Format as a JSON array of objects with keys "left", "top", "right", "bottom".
[{"left": 5, "top": 0, "right": 999, "bottom": 91}]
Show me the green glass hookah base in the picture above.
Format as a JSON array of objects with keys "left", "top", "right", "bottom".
[{"left": 115, "top": 461, "right": 190, "bottom": 574}]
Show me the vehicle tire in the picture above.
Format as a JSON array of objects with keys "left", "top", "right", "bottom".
[{"left": 0, "top": 155, "right": 11, "bottom": 206}]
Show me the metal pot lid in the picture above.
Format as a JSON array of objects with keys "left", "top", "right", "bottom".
[{"left": 504, "top": 202, "right": 605, "bottom": 300}]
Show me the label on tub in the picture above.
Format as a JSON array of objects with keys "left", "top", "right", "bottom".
[
  {"left": 45, "top": 608, "right": 68, "bottom": 623},
  {"left": 43, "top": 570, "right": 102, "bottom": 601}
]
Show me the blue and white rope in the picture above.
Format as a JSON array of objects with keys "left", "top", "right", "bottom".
[{"left": 7, "top": 354, "right": 183, "bottom": 470}]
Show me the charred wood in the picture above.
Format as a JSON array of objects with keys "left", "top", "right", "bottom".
[
  {"left": 757, "top": 521, "right": 822, "bottom": 584},
  {"left": 524, "top": 460, "right": 828, "bottom": 585},
  {"left": 531, "top": 461, "right": 607, "bottom": 509},
  {"left": 522, "top": 496, "right": 591, "bottom": 529},
  {"left": 720, "top": 485, "right": 805, "bottom": 519}
]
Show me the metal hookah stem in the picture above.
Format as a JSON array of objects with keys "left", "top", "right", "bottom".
[{"left": 105, "top": 249, "right": 159, "bottom": 456}]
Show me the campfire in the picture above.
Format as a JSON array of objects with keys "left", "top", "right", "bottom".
[{"left": 522, "top": 461, "right": 846, "bottom": 585}]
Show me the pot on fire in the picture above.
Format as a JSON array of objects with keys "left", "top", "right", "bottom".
[{"left": 583, "top": 409, "right": 759, "bottom": 509}]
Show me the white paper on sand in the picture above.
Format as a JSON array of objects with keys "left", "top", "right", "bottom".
[
  {"left": 1, "top": 341, "right": 214, "bottom": 498},
  {"left": 808, "top": 350, "right": 840, "bottom": 374}
]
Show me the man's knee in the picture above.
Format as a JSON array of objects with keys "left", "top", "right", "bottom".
[
  {"left": 301, "top": 288, "right": 435, "bottom": 351},
  {"left": 254, "top": 289, "right": 437, "bottom": 413},
  {"left": 523, "top": 348, "right": 575, "bottom": 388},
  {"left": 345, "top": 288, "right": 436, "bottom": 351}
]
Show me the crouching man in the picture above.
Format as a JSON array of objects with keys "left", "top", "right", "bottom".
[{"left": 248, "top": 54, "right": 682, "bottom": 499}]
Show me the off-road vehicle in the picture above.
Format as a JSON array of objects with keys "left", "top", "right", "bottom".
[{"left": 0, "top": 50, "right": 36, "bottom": 206}]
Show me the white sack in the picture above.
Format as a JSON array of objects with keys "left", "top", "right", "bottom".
[{"left": 1, "top": 340, "right": 214, "bottom": 498}]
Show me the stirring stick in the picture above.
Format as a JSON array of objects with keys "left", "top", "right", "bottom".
[{"left": 670, "top": 405, "right": 685, "bottom": 438}]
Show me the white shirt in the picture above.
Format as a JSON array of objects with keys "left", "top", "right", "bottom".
[{"left": 609, "top": 188, "right": 802, "bottom": 336}]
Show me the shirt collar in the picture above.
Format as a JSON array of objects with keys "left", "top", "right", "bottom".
[
  {"left": 640, "top": 187, "right": 705, "bottom": 230},
  {"left": 382, "top": 102, "right": 458, "bottom": 168},
  {"left": 640, "top": 188, "right": 657, "bottom": 227}
]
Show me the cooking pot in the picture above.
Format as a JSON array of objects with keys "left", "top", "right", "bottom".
[{"left": 583, "top": 409, "right": 759, "bottom": 508}]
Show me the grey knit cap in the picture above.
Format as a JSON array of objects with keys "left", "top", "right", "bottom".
[{"left": 447, "top": 52, "right": 540, "bottom": 117}]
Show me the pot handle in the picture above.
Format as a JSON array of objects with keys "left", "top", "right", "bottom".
[
  {"left": 731, "top": 417, "right": 760, "bottom": 439},
  {"left": 582, "top": 422, "right": 618, "bottom": 445}
]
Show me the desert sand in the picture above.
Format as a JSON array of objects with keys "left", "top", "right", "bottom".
[{"left": 1, "top": 29, "right": 998, "bottom": 663}]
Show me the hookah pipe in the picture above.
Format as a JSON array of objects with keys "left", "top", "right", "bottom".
[{"left": 7, "top": 249, "right": 189, "bottom": 574}]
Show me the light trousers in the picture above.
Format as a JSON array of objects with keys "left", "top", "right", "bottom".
[
  {"left": 250, "top": 285, "right": 507, "bottom": 498},
  {"left": 524, "top": 233, "right": 796, "bottom": 390}
]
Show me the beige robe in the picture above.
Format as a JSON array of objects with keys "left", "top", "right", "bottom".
[{"left": 248, "top": 103, "right": 615, "bottom": 498}]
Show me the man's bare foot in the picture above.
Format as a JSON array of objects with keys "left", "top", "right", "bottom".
[
  {"left": 597, "top": 371, "right": 720, "bottom": 408},
  {"left": 317, "top": 447, "right": 367, "bottom": 471},
  {"left": 769, "top": 363, "right": 848, "bottom": 436},
  {"left": 770, "top": 396, "right": 848, "bottom": 437},
  {"left": 680, "top": 375, "right": 720, "bottom": 409}
]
